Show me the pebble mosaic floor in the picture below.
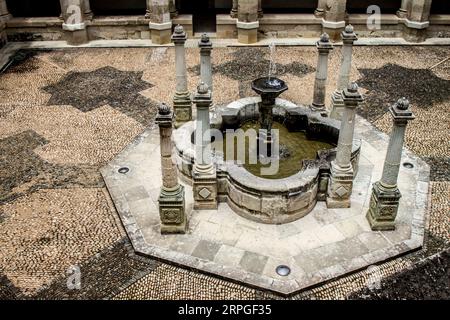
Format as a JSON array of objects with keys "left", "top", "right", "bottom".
[{"left": 0, "top": 45, "right": 448, "bottom": 299}]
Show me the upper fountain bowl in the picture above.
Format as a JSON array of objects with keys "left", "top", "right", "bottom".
[{"left": 251, "top": 77, "right": 288, "bottom": 96}]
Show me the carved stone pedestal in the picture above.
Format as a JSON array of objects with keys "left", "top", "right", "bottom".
[
  {"left": 193, "top": 165, "right": 218, "bottom": 210},
  {"left": 366, "top": 182, "right": 401, "bottom": 231},
  {"left": 159, "top": 185, "right": 187, "bottom": 233}
]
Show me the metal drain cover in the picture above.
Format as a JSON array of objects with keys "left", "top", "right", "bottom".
[
  {"left": 403, "top": 162, "right": 414, "bottom": 169},
  {"left": 118, "top": 167, "right": 130, "bottom": 174},
  {"left": 276, "top": 265, "right": 291, "bottom": 276}
]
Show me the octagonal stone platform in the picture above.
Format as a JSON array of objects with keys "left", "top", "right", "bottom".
[{"left": 101, "top": 115, "right": 429, "bottom": 295}]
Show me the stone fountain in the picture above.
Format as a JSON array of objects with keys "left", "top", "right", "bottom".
[
  {"left": 251, "top": 76, "right": 288, "bottom": 157},
  {"left": 102, "top": 29, "right": 429, "bottom": 295}
]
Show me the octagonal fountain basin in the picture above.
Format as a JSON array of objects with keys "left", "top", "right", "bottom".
[{"left": 173, "top": 97, "right": 361, "bottom": 224}]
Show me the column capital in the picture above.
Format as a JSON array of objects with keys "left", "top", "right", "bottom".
[
  {"left": 198, "top": 33, "right": 212, "bottom": 53},
  {"left": 171, "top": 24, "right": 187, "bottom": 43},
  {"left": 341, "top": 24, "right": 357, "bottom": 44},
  {"left": 389, "top": 97, "right": 415, "bottom": 122},
  {"left": 317, "top": 33, "right": 334, "bottom": 53},
  {"left": 156, "top": 103, "right": 173, "bottom": 127},
  {"left": 342, "top": 82, "right": 363, "bottom": 107}
]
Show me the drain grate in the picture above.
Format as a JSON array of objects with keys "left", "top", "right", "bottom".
[{"left": 276, "top": 265, "right": 291, "bottom": 276}]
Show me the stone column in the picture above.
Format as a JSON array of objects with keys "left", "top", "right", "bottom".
[
  {"left": 192, "top": 82, "right": 218, "bottom": 210},
  {"left": 0, "top": 0, "right": 12, "bottom": 22},
  {"left": 315, "top": 0, "right": 328, "bottom": 17},
  {"left": 258, "top": 0, "right": 263, "bottom": 18},
  {"left": 327, "top": 82, "right": 363, "bottom": 208},
  {"left": 397, "top": 0, "right": 410, "bottom": 18},
  {"left": 149, "top": 0, "right": 172, "bottom": 44},
  {"left": 366, "top": 98, "right": 415, "bottom": 231},
  {"left": 322, "top": 0, "right": 347, "bottom": 40},
  {"left": 237, "top": 0, "right": 259, "bottom": 44},
  {"left": 330, "top": 24, "right": 357, "bottom": 120},
  {"left": 156, "top": 103, "right": 187, "bottom": 234},
  {"left": 83, "top": 0, "right": 93, "bottom": 20},
  {"left": 0, "top": 0, "right": 9, "bottom": 49},
  {"left": 169, "top": 0, "right": 178, "bottom": 18},
  {"left": 311, "top": 33, "right": 333, "bottom": 115},
  {"left": 172, "top": 25, "right": 192, "bottom": 128},
  {"left": 199, "top": 34, "right": 213, "bottom": 93},
  {"left": 230, "top": 0, "right": 238, "bottom": 19},
  {"left": 403, "top": 0, "right": 432, "bottom": 42},
  {"left": 60, "top": 0, "right": 89, "bottom": 45}
]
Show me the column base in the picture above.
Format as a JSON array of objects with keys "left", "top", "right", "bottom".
[
  {"left": 402, "top": 26, "right": 428, "bottom": 43},
  {"left": 366, "top": 181, "right": 401, "bottom": 231},
  {"left": 237, "top": 21, "right": 259, "bottom": 44},
  {"left": 326, "top": 162, "right": 354, "bottom": 208},
  {"left": 173, "top": 92, "right": 192, "bottom": 128},
  {"left": 64, "top": 29, "right": 89, "bottom": 46},
  {"left": 193, "top": 164, "right": 218, "bottom": 210},
  {"left": 159, "top": 185, "right": 187, "bottom": 234},
  {"left": 0, "top": 13, "right": 12, "bottom": 23},
  {"left": 310, "top": 103, "right": 328, "bottom": 116},
  {"left": 330, "top": 91, "right": 345, "bottom": 120},
  {"left": 230, "top": 9, "right": 238, "bottom": 19},
  {"left": 150, "top": 22, "right": 172, "bottom": 44}
]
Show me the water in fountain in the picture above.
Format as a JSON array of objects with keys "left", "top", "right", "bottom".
[
  {"left": 267, "top": 42, "right": 281, "bottom": 88},
  {"left": 216, "top": 121, "right": 334, "bottom": 179}
]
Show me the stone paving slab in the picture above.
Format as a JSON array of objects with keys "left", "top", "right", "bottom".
[{"left": 101, "top": 116, "right": 429, "bottom": 295}]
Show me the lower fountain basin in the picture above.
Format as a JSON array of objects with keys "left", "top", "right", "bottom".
[{"left": 173, "top": 97, "right": 361, "bottom": 224}]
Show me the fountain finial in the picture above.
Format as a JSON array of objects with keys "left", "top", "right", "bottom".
[
  {"left": 395, "top": 97, "right": 410, "bottom": 110},
  {"left": 197, "top": 82, "right": 209, "bottom": 94}
]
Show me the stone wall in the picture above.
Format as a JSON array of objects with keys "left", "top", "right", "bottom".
[{"left": 2, "top": 0, "right": 450, "bottom": 43}]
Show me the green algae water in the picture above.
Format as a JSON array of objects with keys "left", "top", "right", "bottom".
[{"left": 214, "top": 121, "right": 334, "bottom": 179}]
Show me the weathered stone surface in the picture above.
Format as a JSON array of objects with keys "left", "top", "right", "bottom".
[
  {"left": 311, "top": 33, "right": 333, "bottom": 114},
  {"left": 327, "top": 83, "right": 363, "bottom": 208},
  {"left": 367, "top": 98, "right": 415, "bottom": 231}
]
